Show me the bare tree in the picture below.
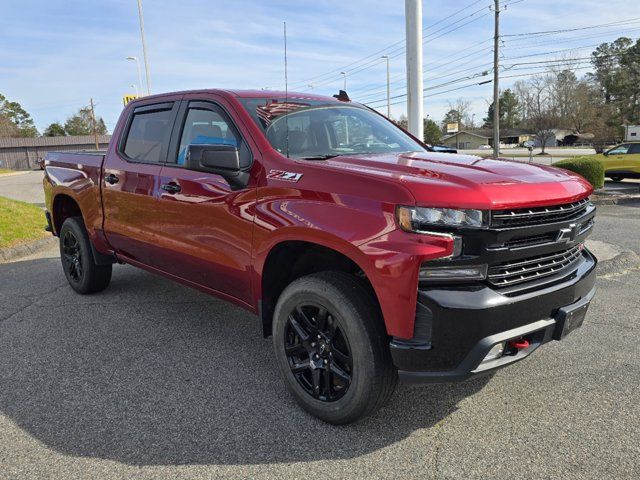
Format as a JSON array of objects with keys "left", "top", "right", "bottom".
[
  {"left": 447, "top": 98, "right": 472, "bottom": 128},
  {"left": 519, "top": 75, "right": 557, "bottom": 154}
]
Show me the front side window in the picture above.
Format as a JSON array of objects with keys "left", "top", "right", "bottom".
[
  {"left": 176, "top": 106, "right": 250, "bottom": 168},
  {"left": 241, "top": 98, "right": 425, "bottom": 159},
  {"left": 608, "top": 144, "right": 630, "bottom": 155},
  {"left": 123, "top": 107, "right": 174, "bottom": 163}
]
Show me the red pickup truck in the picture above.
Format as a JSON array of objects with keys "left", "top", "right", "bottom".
[{"left": 43, "top": 89, "right": 597, "bottom": 424}]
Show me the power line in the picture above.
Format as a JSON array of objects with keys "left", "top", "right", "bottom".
[
  {"left": 290, "top": 1, "right": 495, "bottom": 90},
  {"left": 502, "top": 18, "right": 640, "bottom": 38},
  {"left": 299, "top": 8, "right": 493, "bottom": 92},
  {"left": 346, "top": 41, "right": 494, "bottom": 98},
  {"left": 289, "top": 0, "right": 490, "bottom": 89}
]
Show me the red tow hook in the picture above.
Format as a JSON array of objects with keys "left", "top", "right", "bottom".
[{"left": 508, "top": 338, "right": 530, "bottom": 350}]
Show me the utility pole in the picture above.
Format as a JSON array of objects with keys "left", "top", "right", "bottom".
[
  {"left": 382, "top": 55, "right": 391, "bottom": 118},
  {"left": 340, "top": 71, "right": 347, "bottom": 91},
  {"left": 492, "top": 0, "right": 500, "bottom": 158},
  {"left": 89, "top": 98, "right": 99, "bottom": 150},
  {"left": 137, "top": 0, "right": 152, "bottom": 95},
  {"left": 405, "top": 0, "right": 424, "bottom": 140},
  {"left": 456, "top": 110, "right": 461, "bottom": 150}
]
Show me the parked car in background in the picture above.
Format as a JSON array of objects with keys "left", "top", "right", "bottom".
[
  {"left": 601, "top": 142, "right": 640, "bottom": 182},
  {"left": 43, "top": 89, "right": 597, "bottom": 424},
  {"left": 478, "top": 144, "right": 492, "bottom": 150}
]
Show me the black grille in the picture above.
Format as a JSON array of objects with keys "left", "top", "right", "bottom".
[
  {"left": 491, "top": 198, "right": 590, "bottom": 228},
  {"left": 487, "top": 245, "right": 583, "bottom": 287},
  {"left": 488, "top": 231, "right": 558, "bottom": 250}
]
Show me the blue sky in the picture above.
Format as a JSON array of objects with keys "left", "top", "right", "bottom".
[{"left": 1, "top": 0, "right": 638, "bottom": 133}]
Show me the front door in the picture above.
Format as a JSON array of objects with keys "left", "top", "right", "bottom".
[
  {"left": 627, "top": 143, "right": 640, "bottom": 173},
  {"left": 153, "top": 97, "right": 256, "bottom": 304},
  {"left": 102, "top": 100, "right": 180, "bottom": 264},
  {"left": 605, "top": 143, "right": 631, "bottom": 173}
]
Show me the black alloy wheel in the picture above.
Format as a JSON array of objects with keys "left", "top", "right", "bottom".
[
  {"left": 273, "top": 271, "right": 397, "bottom": 424},
  {"left": 284, "top": 303, "right": 353, "bottom": 402},
  {"left": 58, "top": 216, "right": 112, "bottom": 294},
  {"left": 62, "top": 230, "right": 83, "bottom": 283}
]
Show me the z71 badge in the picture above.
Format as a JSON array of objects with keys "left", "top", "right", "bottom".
[{"left": 267, "top": 170, "right": 303, "bottom": 182}]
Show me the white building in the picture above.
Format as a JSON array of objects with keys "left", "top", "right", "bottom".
[{"left": 625, "top": 125, "right": 640, "bottom": 142}]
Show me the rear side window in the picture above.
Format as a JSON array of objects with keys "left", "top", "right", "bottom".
[
  {"left": 123, "top": 106, "right": 174, "bottom": 163},
  {"left": 628, "top": 143, "right": 640, "bottom": 154}
]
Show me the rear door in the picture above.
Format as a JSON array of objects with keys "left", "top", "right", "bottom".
[
  {"left": 153, "top": 95, "right": 257, "bottom": 303},
  {"left": 627, "top": 143, "right": 640, "bottom": 174},
  {"left": 102, "top": 100, "right": 180, "bottom": 264}
]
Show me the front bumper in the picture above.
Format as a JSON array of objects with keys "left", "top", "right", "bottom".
[{"left": 391, "top": 248, "right": 597, "bottom": 384}]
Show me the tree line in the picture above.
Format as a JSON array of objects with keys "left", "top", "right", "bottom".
[
  {"left": 403, "top": 37, "right": 640, "bottom": 148},
  {"left": 0, "top": 95, "right": 108, "bottom": 138}
]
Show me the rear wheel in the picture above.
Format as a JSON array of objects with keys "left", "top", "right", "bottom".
[
  {"left": 609, "top": 175, "right": 625, "bottom": 182},
  {"left": 59, "top": 217, "right": 112, "bottom": 294},
  {"left": 272, "top": 271, "right": 397, "bottom": 424}
]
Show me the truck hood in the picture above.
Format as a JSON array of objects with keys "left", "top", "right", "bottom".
[{"left": 323, "top": 151, "right": 593, "bottom": 209}]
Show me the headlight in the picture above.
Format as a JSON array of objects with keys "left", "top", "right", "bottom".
[{"left": 396, "top": 206, "right": 489, "bottom": 232}]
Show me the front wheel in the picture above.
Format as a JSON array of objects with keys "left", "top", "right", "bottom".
[
  {"left": 272, "top": 271, "right": 397, "bottom": 424},
  {"left": 59, "top": 217, "right": 112, "bottom": 294}
]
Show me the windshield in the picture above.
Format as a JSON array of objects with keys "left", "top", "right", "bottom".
[{"left": 240, "top": 98, "right": 425, "bottom": 159}]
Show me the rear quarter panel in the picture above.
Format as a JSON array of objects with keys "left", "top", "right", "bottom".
[{"left": 44, "top": 152, "right": 107, "bottom": 250}]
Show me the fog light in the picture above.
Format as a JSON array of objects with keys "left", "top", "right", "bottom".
[{"left": 483, "top": 342, "right": 505, "bottom": 362}]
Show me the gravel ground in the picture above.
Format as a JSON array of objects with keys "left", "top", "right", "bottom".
[{"left": 0, "top": 179, "right": 639, "bottom": 479}]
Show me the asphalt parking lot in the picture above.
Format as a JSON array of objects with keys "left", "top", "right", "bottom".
[{"left": 1, "top": 172, "right": 639, "bottom": 479}]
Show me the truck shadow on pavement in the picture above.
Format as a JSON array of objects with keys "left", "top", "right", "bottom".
[{"left": 0, "top": 258, "right": 491, "bottom": 466}]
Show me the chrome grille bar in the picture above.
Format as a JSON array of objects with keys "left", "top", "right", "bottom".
[
  {"left": 492, "top": 199, "right": 589, "bottom": 227},
  {"left": 487, "top": 245, "right": 583, "bottom": 287}
]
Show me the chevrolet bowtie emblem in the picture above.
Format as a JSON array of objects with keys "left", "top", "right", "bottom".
[{"left": 557, "top": 223, "right": 581, "bottom": 243}]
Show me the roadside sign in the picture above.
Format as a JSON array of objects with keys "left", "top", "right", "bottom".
[
  {"left": 122, "top": 94, "right": 139, "bottom": 106},
  {"left": 446, "top": 122, "right": 459, "bottom": 133}
]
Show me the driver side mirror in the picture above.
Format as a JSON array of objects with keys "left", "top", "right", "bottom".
[{"left": 185, "top": 144, "right": 249, "bottom": 190}]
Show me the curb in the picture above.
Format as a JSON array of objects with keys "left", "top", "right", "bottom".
[
  {"left": 0, "top": 170, "right": 32, "bottom": 178},
  {"left": 0, "top": 236, "right": 58, "bottom": 263}
]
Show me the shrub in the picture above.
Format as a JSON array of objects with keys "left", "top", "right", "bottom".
[{"left": 554, "top": 157, "right": 605, "bottom": 189}]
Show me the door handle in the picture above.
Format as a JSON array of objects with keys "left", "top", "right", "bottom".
[
  {"left": 105, "top": 173, "right": 119, "bottom": 185},
  {"left": 161, "top": 183, "right": 181, "bottom": 194}
]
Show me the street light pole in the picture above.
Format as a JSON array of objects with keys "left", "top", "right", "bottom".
[
  {"left": 382, "top": 55, "right": 390, "bottom": 118},
  {"left": 405, "top": 0, "right": 424, "bottom": 140},
  {"left": 126, "top": 56, "right": 143, "bottom": 97},
  {"left": 492, "top": 0, "right": 501, "bottom": 158},
  {"left": 136, "top": 0, "right": 152, "bottom": 95},
  {"left": 340, "top": 71, "right": 347, "bottom": 91}
]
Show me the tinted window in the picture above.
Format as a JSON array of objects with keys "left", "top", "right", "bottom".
[
  {"left": 628, "top": 143, "right": 640, "bottom": 154},
  {"left": 608, "top": 144, "right": 630, "bottom": 155},
  {"left": 123, "top": 107, "right": 174, "bottom": 163},
  {"left": 176, "top": 105, "right": 250, "bottom": 168}
]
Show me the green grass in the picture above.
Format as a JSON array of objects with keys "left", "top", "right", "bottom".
[
  {"left": 0, "top": 196, "right": 48, "bottom": 249},
  {"left": 0, "top": 168, "right": 14, "bottom": 175}
]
